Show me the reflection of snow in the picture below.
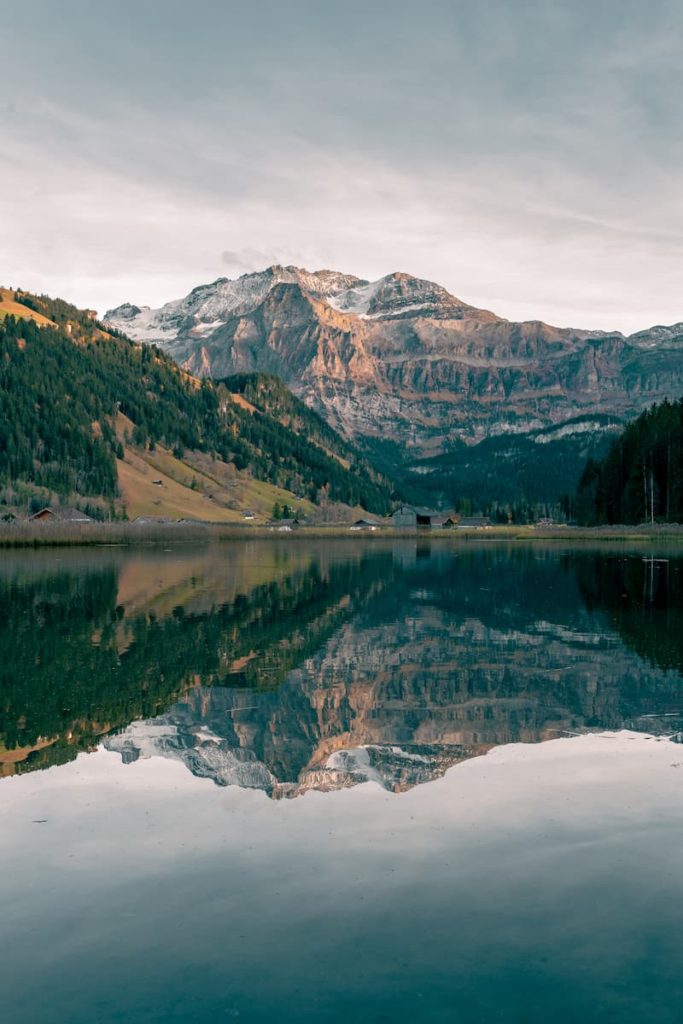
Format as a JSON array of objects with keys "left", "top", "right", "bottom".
[
  {"left": 533, "top": 621, "right": 618, "bottom": 646},
  {"left": 325, "top": 745, "right": 434, "bottom": 785},
  {"left": 326, "top": 746, "right": 384, "bottom": 785},
  {"left": 105, "top": 720, "right": 277, "bottom": 790}
]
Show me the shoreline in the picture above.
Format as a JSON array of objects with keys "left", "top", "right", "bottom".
[{"left": 1, "top": 522, "right": 683, "bottom": 548}]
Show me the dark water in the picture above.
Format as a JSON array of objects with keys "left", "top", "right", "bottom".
[{"left": 1, "top": 541, "right": 682, "bottom": 1022}]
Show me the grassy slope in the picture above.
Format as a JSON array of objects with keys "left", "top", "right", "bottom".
[
  {"left": 114, "top": 412, "right": 316, "bottom": 521},
  {"left": 0, "top": 289, "right": 55, "bottom": 327},
  {"left": 115, "top": 545, "right": 319, "bottom": 621}
]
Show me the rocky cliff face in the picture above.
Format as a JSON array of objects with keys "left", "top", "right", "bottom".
[{"left": 105, "top": 266, "right": 683, "bottom": 458}]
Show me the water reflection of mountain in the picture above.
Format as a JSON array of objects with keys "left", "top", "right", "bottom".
[
  {"left": 102, "top": 546, "right": 683, "bottom": 798},
  {"left": 2, "top": 544, "right": 681, "bottom": 788},
  {"left": 0, "top": 544, "right": 387, "bottom": 776}
]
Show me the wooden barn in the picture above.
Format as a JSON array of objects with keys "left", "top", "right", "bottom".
[
  {"left": 29, "top": 507, "right": 94, "bottom": 524},
  {"left": 391, "top": 506, "right": 455, "bottom": 528}
]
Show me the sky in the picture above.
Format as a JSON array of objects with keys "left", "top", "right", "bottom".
[{"left": 1, "top": 0, "right": 682, "bottom": 332}]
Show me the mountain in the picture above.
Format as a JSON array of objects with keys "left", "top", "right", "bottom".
[
  {"left": 0, "top": 289, "right": 392, "bottom": 519},
  {"left": 105, "top": 266, "right": 683, "bottom": 503}
]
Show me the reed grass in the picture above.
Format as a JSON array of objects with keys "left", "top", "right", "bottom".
[{"left": 0, "top": 521, "right": 682, "bottom": 548}]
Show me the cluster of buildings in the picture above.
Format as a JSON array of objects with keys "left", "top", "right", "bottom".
[
  {"left": 389, "top": 507, "right": 491, "bottom": 529},
  {"left": 18, "top": 504, "right": 494, "bottom": 531},
  {"left": 267, "top": 508, "right": 492, "bottom": 531}
]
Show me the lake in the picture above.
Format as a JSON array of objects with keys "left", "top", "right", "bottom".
[{"left": 1, "top": 540, "right": 682, "bottom": 1022}]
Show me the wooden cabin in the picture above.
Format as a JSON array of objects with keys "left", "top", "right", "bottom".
[{"left": 29, "top": 507, "right": 94, "bottom": 524}]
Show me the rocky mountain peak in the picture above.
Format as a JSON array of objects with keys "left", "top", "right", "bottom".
[
  {"left": 105, "top": 301, "right": 146, "bottom": 320},
  {"left": 104, "top": 265, "right": 370, "bottom": 345},
  {"left": 103, "top": 263, "right": 683, "bottom": 460}
]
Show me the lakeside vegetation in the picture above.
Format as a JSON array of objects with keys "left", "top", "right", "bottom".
[
  {"left": 371, "top": 421, "right": 618, "bottom": 516},
  {"left": 1, "top": 520, "right": 682, "bottom": 548}
]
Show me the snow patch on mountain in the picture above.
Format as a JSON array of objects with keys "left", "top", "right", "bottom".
[
  {"left": 327, "top": 285, "right": 435, "bottom": 321},
  {"left": 189, "top": 320, "right": 226, "bottom": 337},
  {"left": 532, "top": 420, "right": 623, "bottom": 444},
  {"left": 105, "top": 265, "right": 368, "bottom": 343},
  {"left": 627, "top": 322, "right": 683, "bottom": 347},
  {"left": 326, "top": 279, "right": 383, "bottom": 315},
  {"left": 326, "top": 271, "right": 478, "bottom": 321}
]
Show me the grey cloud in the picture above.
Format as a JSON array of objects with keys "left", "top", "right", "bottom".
[
  {"left": 1, "top": 0, "right": 682, "bottom": 331},
  {"left": 220, "top": 249, "right": 279, "bottom": 272}
]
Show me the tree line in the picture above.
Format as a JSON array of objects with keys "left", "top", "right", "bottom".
[{"left": 572, "top": 398, "right": 683, "bottom": 524}]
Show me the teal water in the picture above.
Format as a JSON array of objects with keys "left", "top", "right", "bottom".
[{"left": 1, "top": 542, "right": 682, "bottom": 1022}]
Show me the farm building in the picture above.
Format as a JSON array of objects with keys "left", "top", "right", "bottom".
[
  {"left": 267, "top": 517, "right": 301, "bottom": 531},
  {"left": 456, "top": 516, "right": 492, "bottom": 529},
  {"left": 391, "top": 506, "right": 455, "bottom": 528},
  {"left": 132, "top": 515, "right": 176, "bottom": 526},
  {"left": 351, "top": 518, "right": 381, "bottom": 531},
  {"left": 29, "top": 507, "right": 94, "bottom": 524}
]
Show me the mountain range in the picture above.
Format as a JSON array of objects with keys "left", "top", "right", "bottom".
[
  {"left": 105, "top": 266, "right": 683, "bottom": 499},
  {"left": 2, "top": 265, "right": 680, "bottom": 517}
]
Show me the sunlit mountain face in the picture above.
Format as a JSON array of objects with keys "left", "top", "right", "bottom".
[
  {"left": 104, "top": 265, "right": 683, "bottom": 455},
  {"left": 2, "top": 542, "right": 682, "bottom": 793}
]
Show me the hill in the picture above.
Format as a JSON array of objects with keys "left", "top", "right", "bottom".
[
  {"left": 379, "top": 415, "right": 622, "bottom": 512},
  {"left": 0, "top": 290, "right": 392, "bottom": 520}
]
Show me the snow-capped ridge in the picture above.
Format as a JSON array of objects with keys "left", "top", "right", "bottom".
[
  {"left": 627, "top": 322, "right": 683, "bottom": 347},
  {"left": 103, "top": 263, "right": 496, "bottom": 345},
  {"left": 104, "top": 264, "right": 371, "bottom": 344},
  {"left": 325, "top": 270, "right": 481, "bottom": 321}
]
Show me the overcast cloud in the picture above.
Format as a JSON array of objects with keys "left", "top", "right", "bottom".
[{"left": 1, "top": 0, "right": 682, "bottom": 331}]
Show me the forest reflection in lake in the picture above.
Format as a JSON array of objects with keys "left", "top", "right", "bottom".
[
  {"left": 1, "top": 540, "right": 682, "bottom": 792},
  {"left": 2, "top": 540, "right": 683, "bottom": 1024}
]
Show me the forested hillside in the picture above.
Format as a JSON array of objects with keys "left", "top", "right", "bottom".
[
  {"left": 226, "top": 373, "right": 360, "bottom": 458},
  {"left": 362, "top": 420, "right": 617, "bottom": 519},
  {"left": 223, "top": 373, "right": 389, "bottom": 509},
  {"left": 573, "top": 399, "right": 683, "bottom": 525},
  {"left": 0, "top": 291, "right": 392, "bottom": 517}
]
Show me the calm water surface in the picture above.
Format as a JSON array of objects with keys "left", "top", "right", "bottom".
[{"left": 1, "top": 541, "right": 682, "bottom": 1022}]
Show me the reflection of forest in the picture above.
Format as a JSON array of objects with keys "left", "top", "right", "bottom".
[
  {"left": 2, "top": 544, "right": 682, "bottom": 789},
  {"left": 0, "top": 543, "right": 390, "bottom": 776},
  {"left": 575, "top": 553, "right": 683, "bottom": 675},
  {"left": 107, "top": 547, "right": 683, "bottom": 796}
]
